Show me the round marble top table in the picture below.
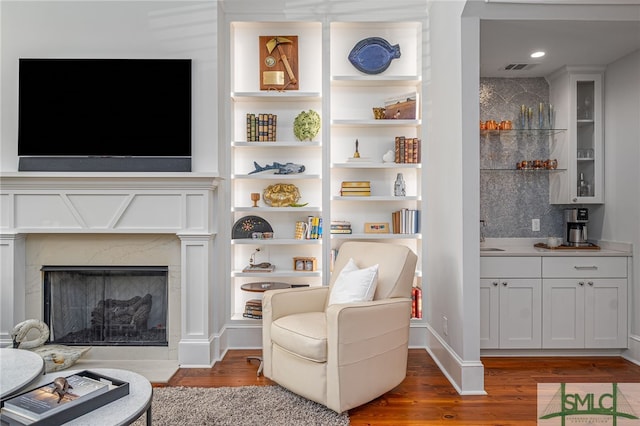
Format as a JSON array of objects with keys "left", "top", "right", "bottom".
[
  {"left": 3, "top": 368, "right": 152, "bottom": 426},
  {"left": 0, "top": 348, "right": 44, "bottom": 399}
]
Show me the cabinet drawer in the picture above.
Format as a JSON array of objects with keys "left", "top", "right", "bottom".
[
  {"left": 542, "top": 257, "right": 627, "bottom": 278},
  {"left": 481, "top": 257, "right": 541, "bottom": 278}
]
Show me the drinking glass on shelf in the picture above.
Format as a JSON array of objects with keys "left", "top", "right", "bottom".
[{"left": 583, "top": 97, "right": 592, "bottom": 119}]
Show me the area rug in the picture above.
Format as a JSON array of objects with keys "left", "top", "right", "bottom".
[{"left": 132, "top": 385, "right": 350, "bottom": 425}]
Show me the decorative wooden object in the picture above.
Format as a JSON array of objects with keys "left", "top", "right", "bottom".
[
  {"left": 364, "top": 222, "right": 390, "bottom": 234},
  {"left": 259, "top": 35, "right": 299, "bottom": 91},
  {"left": 293, "top": 257, "right": 317, "bottom": 272}
]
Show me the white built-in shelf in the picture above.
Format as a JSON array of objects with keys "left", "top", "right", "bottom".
[
  {"left": 331, "top": 196, "right": 420, "bottom": 201},
  {"left": 232, "top": 270, "right": 322, "bottom": 278},
  {"left": 331, "top": 163, "right": 421, "bottom": 169},
  {"left": 331, "top": 75, "right": 421, "bottom": 86},
  {"left": 330, "top": 233, "right": 421, "bottom": 240},
  {"left": 232, "top": 141, "right": 322, "bottom": 147},
  {"left": 231, "top": 92, "right": 322, "bottom": 102},
  {"left": 331, "top": 119, "right": 420, "bottom": 127},
  {"left": 232, "top": 238, "right": 322, "bottom": 245},
  {"left": 232, "top": 174, "right": 322, "bottom": 180},
  {"left": 232, "top": 206, "right": 321, "bottom": 213}
]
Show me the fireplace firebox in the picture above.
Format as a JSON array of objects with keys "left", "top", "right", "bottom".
[{"left": 43, "top": 266, "right": 168, "bottom": 346}]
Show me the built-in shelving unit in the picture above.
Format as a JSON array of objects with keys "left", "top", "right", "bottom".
[
  {"left": 329, "top": 21, "right": 424, "bottom": 317},
  {"left": 225, "top": 19, "right": 426, "bottom": 325},
  {"left": 227, "top": 21, "right": 324, "bottom": 321}
]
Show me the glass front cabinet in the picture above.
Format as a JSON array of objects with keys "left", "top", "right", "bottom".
[{"left": 548, "top": 66, "right": 604, "bottom": 204}]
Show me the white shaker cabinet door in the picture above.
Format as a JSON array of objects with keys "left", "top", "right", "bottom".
[
  {"left": 584, "top": 278, "right": 627, "bottom": 349},
  {"left": 543, "top": 279, "right": 585, "bottom": 348},
  {"left": 498, "top": 278, "right": 542, "bottom": 349}
]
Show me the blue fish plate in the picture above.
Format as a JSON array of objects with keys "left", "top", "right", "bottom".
[{"left": 348, "top": 37, "right": 401, "bottom": 75}]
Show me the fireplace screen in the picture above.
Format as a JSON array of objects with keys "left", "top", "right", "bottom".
[{"left": 43, "top": 266, "right": 168, "bottom": 346}]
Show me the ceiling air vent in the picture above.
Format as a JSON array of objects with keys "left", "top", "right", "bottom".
[{"left": 503, "top": 63, "right": 537, "bottom": 71}]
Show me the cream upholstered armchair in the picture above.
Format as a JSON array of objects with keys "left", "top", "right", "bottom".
[{"left": 261, "top": 241, "right": 418, "bottom": 413}]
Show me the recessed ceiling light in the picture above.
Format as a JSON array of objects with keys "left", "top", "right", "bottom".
[{"left": 530, "top": 51, "right": 546, "bottom": 59}]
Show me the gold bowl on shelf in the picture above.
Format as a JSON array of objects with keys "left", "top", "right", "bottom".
[{"left": 263, "top": 183, "right": 301, "bottom": 207}]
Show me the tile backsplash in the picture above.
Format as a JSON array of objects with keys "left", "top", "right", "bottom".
[{"left": 480, "top": 77, "right": 567, "bottom": 239}]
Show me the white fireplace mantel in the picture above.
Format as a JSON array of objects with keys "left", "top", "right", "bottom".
[{"left": 0, "top": 172, "right": 223, "bottom": 368}]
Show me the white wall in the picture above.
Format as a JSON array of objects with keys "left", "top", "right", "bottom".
[
  {"left": 0, "top": 1, "right": 218, "bottom": 173},
  {"left": 424, "top": 0, "right": 485, "bottom": 394},
  {"left": 602, "top": 49, "right": 640, "bottom": 361}
]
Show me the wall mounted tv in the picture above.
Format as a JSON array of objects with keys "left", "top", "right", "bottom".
[{"left": 18, "top": 58, "right": 192, "bottom": 172}]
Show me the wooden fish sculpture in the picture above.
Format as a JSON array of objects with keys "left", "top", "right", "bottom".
[
  {"left": 52, "top": 377, "right": 72, "bottom": 403},
  {"left": 348, "top": 37, "right": 401, "bottom": 75}
]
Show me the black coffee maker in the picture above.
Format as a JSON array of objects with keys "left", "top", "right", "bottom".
[{"left": 563, "top": 208, "right": 589, "bottom": 247}]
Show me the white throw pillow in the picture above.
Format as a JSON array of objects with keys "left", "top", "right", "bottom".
[{"left": 328, "top": 258, "right": 379, "bottom": 305}]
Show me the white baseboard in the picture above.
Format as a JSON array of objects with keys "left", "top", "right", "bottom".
[
  {"left": 425, "top": 323, "right": 486, "bottom": 395},
  {"left": 622, "top": 334, "right": 640, "bottom": 366}
]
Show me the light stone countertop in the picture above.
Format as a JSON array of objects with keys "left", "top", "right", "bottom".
[{"left": 480, "top": 238, "right": 632, "bottom": 257}]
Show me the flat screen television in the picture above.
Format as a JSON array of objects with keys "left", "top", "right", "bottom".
[{"left": 18, "top": 58, "right": 192, "bottom": 172}]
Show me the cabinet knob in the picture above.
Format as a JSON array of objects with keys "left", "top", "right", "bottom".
[
  {"left": 578, "top": 281, "right": 585, "bottom": 286},
  {"left": 572, "top": 197, "right": 578, "bottom": 202},
  {"left": 588, "top": 281, "right": 594, "bottom": 286},
  {"left": 502, "top": 281, "right": 508, "bottom": 287},
  {"left": 492, "top": 281, "right": 499, "bottom": 286}
]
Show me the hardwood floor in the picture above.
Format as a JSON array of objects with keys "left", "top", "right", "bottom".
[{"left": 165, "top": 349, "right": 640, "bottom": 425}]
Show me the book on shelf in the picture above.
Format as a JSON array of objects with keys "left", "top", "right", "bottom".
[
  {"left": 246, "top": 113, "right": 277, "bottom": 142},
  {"left": 341, "top": 181, "right": 370, "bottom": 188},
  {"left": 330, "top": 228, "right": 353, "bottom": 234},
  {"left": 340, "top": 187, "right": 371, "bottom": 192},
  {"left": 330, "top": 224, "right": 352, "bottom": 230},
  {"left": 395, "top": 136, "right": 421, "bottom": 164},
  {"left": 330, "top": 220, "right": 352, "bottom": 233},
  {"left": 304, "top": 216, "right": 323, "bottom": 239},
  {"left": 2, "top": 373, "right": 109, "bottom": 421},
  {"left": 392, "top": 208, "right": 420, "bottom": 234},
  {"left": 412, "top": 287, "right": 423, "bottom": 319},
  {"left": 340, "top": 191, "right": 371, "bottom": 196},
  {"left": 243, "top": 299, "right": 263, "bottom": 319}
]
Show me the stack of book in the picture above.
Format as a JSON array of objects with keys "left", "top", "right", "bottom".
[
  {"left": 411, "top": 286, "right": 423, "bottom": 319},
  {"left": 330, "top": 220, "right": 352, "bottom": 234},
  {"left": 246, "top": 113, "right": 277, "bottom": 141},
  {"left": 392, "top": 208, "right": 420, "bottom": 234},
  {"left": 394, "top": 136, "right": 421, "bottom": 164},
  {"left": 340, "top": 181, "right": 371, "bottom": 196},
  {"left": 243, "top": 299, "right": 263, "bottom": 319}
]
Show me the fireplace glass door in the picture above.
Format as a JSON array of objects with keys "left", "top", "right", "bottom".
[{"left": 44, "top": 266, "right": 168, "bottom": 346}]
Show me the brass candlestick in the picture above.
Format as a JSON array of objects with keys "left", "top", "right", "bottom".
[
  {"left": 353, "top": 139, "right": 360, "bottom": 158},
  {"left": 250, "top": 193, "right": 260, "bottom": 207}
]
